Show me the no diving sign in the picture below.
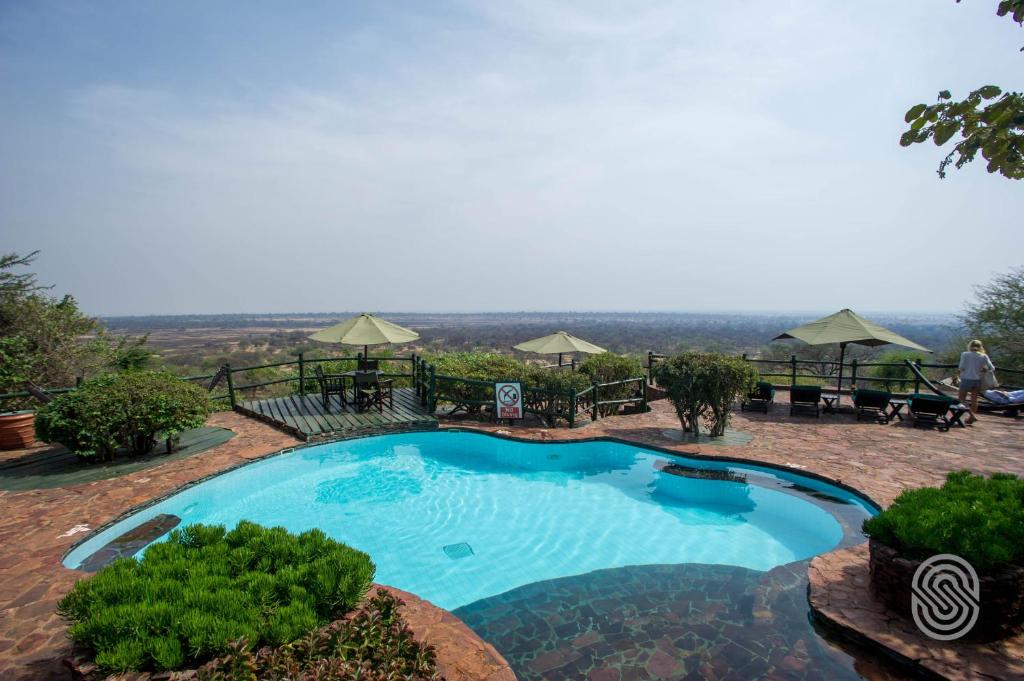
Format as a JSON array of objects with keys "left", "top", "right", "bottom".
[{"left": 495, "top": 382, "right": 523, "bottom": 420}]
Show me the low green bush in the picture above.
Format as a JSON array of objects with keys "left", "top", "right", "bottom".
[
  {"left": 863, "top": 471, "right": 1024, "bottom": 570},
  {"left": 867, "top": 349, "right": 921, "bottom": 393},
  {"left": 652, "top": 352, "right": 758, "bottom": 437},
  {"left": 579, "top": 353, "right": 645, "bottom": 416},
  {"left": 198, "top": 589, "right": 439, "bottom": 681},
  {"left": 35, "top": 370, "right": 210, "bottom": 461},
  {"left": 59, "top": 522, "right": 375, "bottom": 673}
]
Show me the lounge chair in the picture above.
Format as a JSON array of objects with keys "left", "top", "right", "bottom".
[
  {"left": 852, "top": 388, "right": 893, "bottom": 423},
  {"left": 358, "top": 358, "right": 379, "bottom": 372},
  {"left": 314, "top": 365, "right": 348, "bottom": 412},
  {"left": 982, "top": 389, "right": 1023, "bottom": 417},
  {"left": 741, "top": 381, "right": 775, "bottom": 413},
  {"left": 907, "top": 393, "right": 955, "bottom": 431},
  {"left": 790, "top": 385, "right": 822, "bottom": 417},
  {"left": 353, "top": 372, "right": 393, "bottom": 412}
]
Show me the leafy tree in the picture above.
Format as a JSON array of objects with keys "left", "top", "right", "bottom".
[
  {"left": 0, "top": 252, "right": 152, "bottom": 409},
  {"left": 962, "top": 266, "right": 1024, "bottom": 367},
  {"left": 652, "top": 352, "right": 758, "bottom": 437},
  {"left": 900, "top": 1, "right": 1024, "bottom": 179}
]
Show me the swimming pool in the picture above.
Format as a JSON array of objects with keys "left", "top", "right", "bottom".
[{"left": 64, "top": 430, "right": 874, "bottom": 611}]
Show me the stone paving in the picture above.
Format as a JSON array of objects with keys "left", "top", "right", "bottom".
[{"left": 1, "top": 398, "right": 1022, "bottom": 679}]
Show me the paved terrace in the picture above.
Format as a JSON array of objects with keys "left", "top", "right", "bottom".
[{"left": 1, "top": 399, "right": 1022, "bottom": 679}]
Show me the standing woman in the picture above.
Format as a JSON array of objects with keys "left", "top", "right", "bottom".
[{"left": 958, "top": 339, "right": 995, "bottom": 424}]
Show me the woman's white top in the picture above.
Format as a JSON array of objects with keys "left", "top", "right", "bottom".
[{"left": 959, "top": 351, "right": 994, "bottom": 380}]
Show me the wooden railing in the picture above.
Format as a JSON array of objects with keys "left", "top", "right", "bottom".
[
  {"left": 3, "top": 354, "right": 647, "bottom": 429},
  {"left": 410, "top": 355, "right": 646, "bottom": 428}
]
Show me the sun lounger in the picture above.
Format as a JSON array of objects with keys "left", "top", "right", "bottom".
[
  {"left": 852, "top": 389, "right": 893, "bottom": 423},
  {"left": 790, "top": 385, "right": 822, "bottom": 417},
  {"left": 741, "top": 381, "right": 775, "bottom": 414},
  {"left": 907, "top": 393, "right": 955, "bottom": 431}
]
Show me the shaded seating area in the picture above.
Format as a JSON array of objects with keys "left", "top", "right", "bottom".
[
  {"left": 741, "top": 381, "right": 775, "bottom": 413},
  {"left": 353, "top": 372, "right": 394, "bottom": 413},
  {"left": 790, "top": 385, "right": 822, "bottom": 417},
  {"left": 852, "top": 389, "right": 893, "bottom": 423}
]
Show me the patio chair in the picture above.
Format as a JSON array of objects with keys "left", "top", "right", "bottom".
[
  {"left": 353, "top": 372, "right": 393, "bottom": 413},
  {"left": 358, "top": 358, "right": 379, "bottom": 372},
  {"left": 741, "top": 381, "right": 775, "bottom": 414},
  {"left": 852, "top": 388, "right": 893, "bottom": 423},
  {"left": 907, "top": 393, "right": 954, "bottom": 431},
  {"left": 789, "top": 385, "right": 822, "bottom": 417},
  {"left": 314, "top": 365, "right": 348, "bottom": 412}
]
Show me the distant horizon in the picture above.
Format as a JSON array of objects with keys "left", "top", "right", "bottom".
[{"left": 98, "top": 308, "right": 961, "bottom": 320}]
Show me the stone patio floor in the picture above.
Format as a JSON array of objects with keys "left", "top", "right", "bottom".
[{"left": 1, "top": 398, "right": 1022, "bottom": 679}]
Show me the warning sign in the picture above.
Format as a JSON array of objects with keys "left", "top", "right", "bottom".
[{"left": 495, "top": 382, "right": 524, "bottom": 420}]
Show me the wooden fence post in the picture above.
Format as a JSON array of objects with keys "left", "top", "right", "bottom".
[
  {"left": 592, "top": 382, "right": 600, "bottom": 421},
  {"left": 850, "top": 358, "right": 858, "bottom": 391},
  {"left": 639, "top": 378, "right": 648, "bottom": 413},
  {"left": 427, "top": 365, "right": 437, "bottom": 413},
  {"left": 297, "top": 353, "right": 305, "bottom": 396},
  {"left": 913, "top": 359, "right": 922, "bottom": 394},
  {"left": 568, "top": 390, "right": 577, "bottom": 428},
  {"left": 791, "top": 355, "right": 797, "bottom": 386},
  {"left": 224, "top": 364, "right": 236, "bottom": 409}
]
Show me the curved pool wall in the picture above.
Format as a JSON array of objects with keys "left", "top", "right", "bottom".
[{"left": 63, "top": 430, "right": 876, "bottom": 610}]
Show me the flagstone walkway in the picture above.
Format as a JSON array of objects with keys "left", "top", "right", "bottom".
[{"left": 0, "top": 398, "right": 1021, "bottom": 679}]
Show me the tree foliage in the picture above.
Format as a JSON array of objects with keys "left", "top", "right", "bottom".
[
  {"left": 962, "top": 266, "right": 1024, "bottom": 367},
  {"left": 652, "top": 352, "right": 758, "bottom": 437},
  {"left": 900, "top": 2, "right": 1024, "bottom": 179},
  {"left": 0, "top": 251, "right": 152, "bottom": 409}
]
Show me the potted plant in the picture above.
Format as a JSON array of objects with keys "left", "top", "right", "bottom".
[
  {"left": 863, "top": 471, "right": 1024, "bottom": 641},
  {"left": 0, "top": 335, "right": 37, "bottom": 449}
]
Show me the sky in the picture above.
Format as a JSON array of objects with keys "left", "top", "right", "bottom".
[{"left": 1, "top": 1, "right": 1021, "bottom": 316}]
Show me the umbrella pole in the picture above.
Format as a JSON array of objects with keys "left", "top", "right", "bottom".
[
  {"left": 836, "top": 343, "right": 847, "bottom": 407},
  {"left": 558, "top": 352, "right": 563, "bottom": 368}
]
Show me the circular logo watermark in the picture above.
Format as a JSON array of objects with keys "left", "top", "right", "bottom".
[{"left": 911, "top": 553, "right": 980, "bottom": 640}]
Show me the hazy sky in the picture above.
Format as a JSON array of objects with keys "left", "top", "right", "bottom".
[{"left": 1, "top": 1, "right": 1021, "bottom": 316}]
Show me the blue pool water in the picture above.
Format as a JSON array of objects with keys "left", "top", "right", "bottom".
[{"left": 64, "top": 431, "right": 874, "bottom": 610}]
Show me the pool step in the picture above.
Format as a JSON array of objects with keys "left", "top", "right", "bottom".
[{"left": 76, "top": 514, "right": 181, "bottom": 572}]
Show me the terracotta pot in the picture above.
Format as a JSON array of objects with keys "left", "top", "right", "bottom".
[
  {"left": 869, "top": 538, "right": 1024, "bottom": 642},
  {"left": 0, "top": 411, "right": 35, "bottom": 450}
]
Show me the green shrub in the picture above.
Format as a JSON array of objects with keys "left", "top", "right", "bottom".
[
  {"left": 866, "top": 349, "right": 921, "bottom": 393},
  {"left": 59, "top": 522, "right": 376, "bottom": 673},
  {"left": 427, "top": 352, "right": 534, "bottom": 414},
  {"left": 652, "top": 352, "right": 758, "bottom": 437},
  {"left": 35, "top": 370, "right": 210, "bottom": 461},
  {"left": 863, "top": 471, "right": 1024, "bottom": 570},
  {"left": 579, "top": 353, "right": 645, "bottom": 416},
  {"left": 198, "top": 589, "right": 438, "bottom": 681}
]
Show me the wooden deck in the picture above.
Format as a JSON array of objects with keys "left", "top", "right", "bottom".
[{"left": 236, "top": 388, "right": 437, "bottom": 441}]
